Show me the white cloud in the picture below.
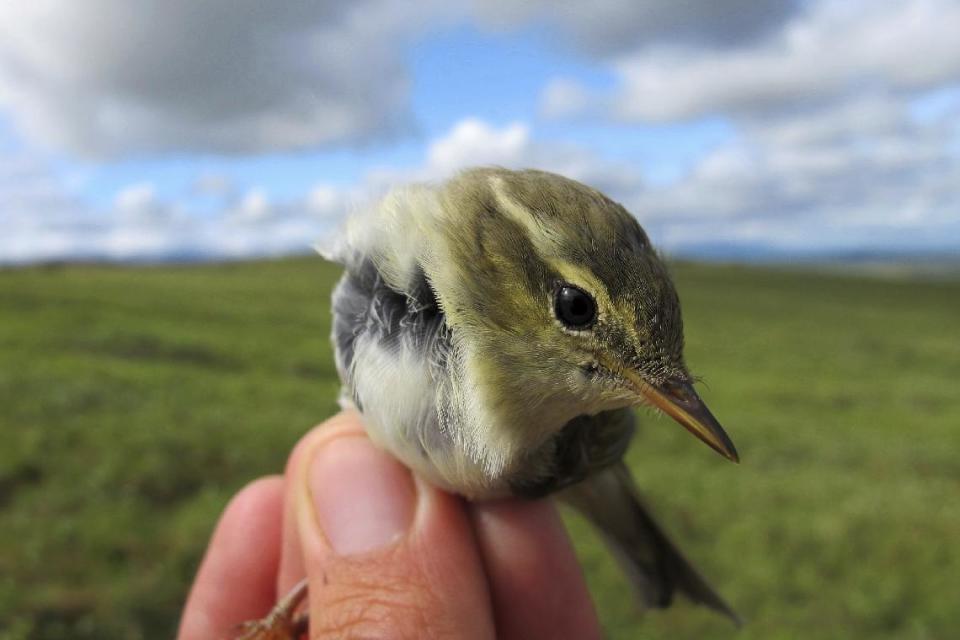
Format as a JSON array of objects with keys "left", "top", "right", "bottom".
[
  {"left": 425, "top": 119, "right": 532, "bottom": 173},
  {"left": 363, "top": 118, "right": 645, "bottom": 199},
  {"left": 306, "top": 185, "right": 348, "bottom": 218},
  {"left": 0, "top": 0, "right": 454, "bottom": 156},
  {"left": 232, "top": 189, "right": 272, "bottom": 222},
  {"left": 539, "top": 78, "right": 593, "bottom": 120},
  {"left": 191, "top": 173, "right": 234, "bottom": 198},
  {"left": 474, "top": 0, "right": 800, "bottom": 54},
  {"left": 0, "top": 152, "right": 335, "bottom": 263},
  {"left": 629, "top": 93, "right": 960, "bottom": 253},
  {"left": 555, "top": 0, "right": 960, "bottom": 122},
  {"left": 114, "top": 182, "right": 159, "bottom": 216}
]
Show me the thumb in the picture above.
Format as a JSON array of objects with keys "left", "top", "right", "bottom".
[{"left": 293, "top": 426, "right": 495, "bottom": 639}]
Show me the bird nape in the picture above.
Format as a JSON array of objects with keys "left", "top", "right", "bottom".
[{"left": 236, "top": 167, "right": 741, "bottom": 639}]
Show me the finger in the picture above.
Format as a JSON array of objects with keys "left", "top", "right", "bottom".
[
  {"left": 177, "top": 476, "right": 284, "bottom": 640},
  {"left": 292, "top": 427, "right": 496, "bottom": 638},
  {"left": 471, "top": 498, "right": 603, "bottom": 640},
  {"left": 276, "top": 412, "right": 365, "bottom": 596}
]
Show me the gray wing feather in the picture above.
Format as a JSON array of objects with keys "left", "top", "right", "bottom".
[
  {"left": 560, "top": 459, "right": 740, "bottom": 623},
  {"left": 332, "top": 257, "right": 448, "bottom": 392}
]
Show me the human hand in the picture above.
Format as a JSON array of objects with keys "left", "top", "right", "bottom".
[{"left": 177, "top": 411, "right": 602, "bottom": 639}]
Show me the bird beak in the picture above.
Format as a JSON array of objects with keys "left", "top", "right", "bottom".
[{"left": 621, "top": 370, "right": 740, "bottom": 463}]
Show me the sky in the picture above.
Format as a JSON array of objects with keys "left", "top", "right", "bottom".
[{"left": 1, "top": 0, "right": 959, "bottom": 264}]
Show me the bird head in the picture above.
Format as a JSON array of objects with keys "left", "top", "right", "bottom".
[{"left": 430, "top": 167, "right": 738, "bottom": 464}]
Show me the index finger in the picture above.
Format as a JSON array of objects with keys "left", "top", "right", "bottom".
[
  {"left": 177, "top": 476, "right": 284, "bottom": 640},
  {"left": 471, "top": 498, "right": 603, "bottom": 640}
]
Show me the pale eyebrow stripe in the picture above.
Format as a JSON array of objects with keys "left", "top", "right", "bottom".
[{"left": 488, "top": 176, "right": 544, "bottom": 241}]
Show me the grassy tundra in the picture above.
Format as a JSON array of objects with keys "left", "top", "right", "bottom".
[{"left": 1, "top": 258, "right": 957, "bottom": 639}]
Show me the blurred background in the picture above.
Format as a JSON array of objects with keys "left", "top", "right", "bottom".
[{"left": 1, "top": 1, "right": 958, "bottom": 638}]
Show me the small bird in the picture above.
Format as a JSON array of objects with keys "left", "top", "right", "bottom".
[{"left": 239, "top": 167, "right": 739, "bottom": 638}]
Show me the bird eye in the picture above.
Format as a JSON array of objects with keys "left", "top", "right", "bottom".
[{"left": 554, "top": 285, "right": 597, "bottom": 329}]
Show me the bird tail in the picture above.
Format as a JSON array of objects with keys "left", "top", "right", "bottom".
[{"left": 559, "top": 463, "right": 740, "bottom": 624}]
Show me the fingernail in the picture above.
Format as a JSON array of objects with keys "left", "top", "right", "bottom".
[{"left": 307, "top": 436, "right": 415, "bottom": 555}]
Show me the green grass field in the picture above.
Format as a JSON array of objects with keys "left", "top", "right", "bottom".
[{"left": 1, "top": 258, "right": 958, "bottom": 639}]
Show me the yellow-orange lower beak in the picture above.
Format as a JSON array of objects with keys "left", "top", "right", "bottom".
[{"left": 623, "top": 371, "right": 739, "bottom": 463}]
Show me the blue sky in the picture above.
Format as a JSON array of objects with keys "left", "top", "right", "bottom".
[{"left": 1, "top": 0, "right": 958, "bottom": 263}]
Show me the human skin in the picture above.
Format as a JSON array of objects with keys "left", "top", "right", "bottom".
[{"left": 177, "top": 411, "right": 603, "bottom": 639}]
